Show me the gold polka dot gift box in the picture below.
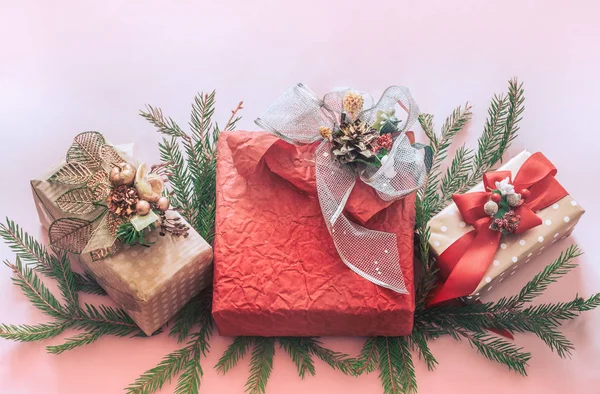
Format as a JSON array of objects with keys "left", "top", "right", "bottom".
[
  {"left": 31, "top": 132, "right": 213, "bottom": 335},
  {"left": 427, "top": 150, "right": 584, "bottom": 305}
]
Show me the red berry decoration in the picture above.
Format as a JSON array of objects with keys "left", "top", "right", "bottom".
[
  {"left": 491, "top": 193, "right": 502, "bottom": 203},
  {"left": 520, "top": 188, "right": 531, "bottom": 200}
]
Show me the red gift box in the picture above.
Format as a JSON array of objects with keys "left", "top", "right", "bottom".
[{"left": 212, "top": 131, "right": 416, "bottom": 336}]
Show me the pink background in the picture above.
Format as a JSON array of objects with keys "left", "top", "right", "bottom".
[{"left": 1, "top": 1, "right": 599, "bottom": 393}]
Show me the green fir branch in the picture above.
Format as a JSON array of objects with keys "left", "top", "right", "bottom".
[
  {"left": 46, "top": 330, "right": 103, "bottom": 354},
  {"left": 189, "top": 91, "right": 216, "bottom": 157},
  {"left": 376, "top": 337, "right": 417, "bottom": 394},
  {"left": 158, "top": 137, "right": 194, "bottom": 224},
  {"left": 354, "top": 337, "right": 379, "bottom": 375},
  {"left": 126, "top": 347, "right": 193, "bottom": 394},
  {"left": 278, "top": 337, "right": 316, "bottom": 379},
  {"left": 245, "top": 337, "right": 276, "bottom": 394},
  {"left": 439, "top": 145, "right": 473, "bottom": 206},
  {"left": 5, "top": 257, "right": 65, "bottom": 319},
  {"left": 215, "top": 336, "right": 255, "bottom": 374},
  {"left": 170, "top": 293, "right": 205, "bottom": 343},
  {"left": 409, "top": 330, "right": 438, "bottom": 371},
  {"left": 140, "top": 106, "right": 186, "bottom": 138},
  {"left": 0, "top": 321, "right": 71, "bottom": 342},
  {"left": 73, "top": 272, "right": 107, "bottom": 295},
  {"left": 303, "top": 338, "right": 353, "bottom": 375},
  {"left": 1, "top": 219, "right": 79, "bottom": 307},
  {"left": 511, "top": 244, "right": 582, "bottom": 307},
  {"left": 460, "top": 331, "right": 530, "bottom": 375},
  {"left": 175, "top": 348, "right": 203, "bottom": 394}
]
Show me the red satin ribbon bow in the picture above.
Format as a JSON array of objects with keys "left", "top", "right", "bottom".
[{"left": 428, "top": 152, "right": 568, "bottom": 305}]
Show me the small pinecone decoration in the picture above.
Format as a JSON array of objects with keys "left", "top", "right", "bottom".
[
  {"left": 107, "top": 185, "right": 139, "bottom": 217},
  {"left": 331, "top": 118, "right": 379, "bottom": 165}
]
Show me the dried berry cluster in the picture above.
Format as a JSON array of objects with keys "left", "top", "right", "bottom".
[{"left": 490, "top": 210, "right": 521, "bottom": 233}]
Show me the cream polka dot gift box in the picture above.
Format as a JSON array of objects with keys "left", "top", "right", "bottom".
[
  {"left": 427, "top": 150, "right": 584, "bottom": 304},
  {"left": 31, "top": 133, "right": 213, "bottom": 335}
]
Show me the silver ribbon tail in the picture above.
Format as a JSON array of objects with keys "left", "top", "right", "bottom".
[{"left": 256, "top": 84, "right": 427, "bottom": 293}]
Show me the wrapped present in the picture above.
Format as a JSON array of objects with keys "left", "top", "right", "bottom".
[
  {"left": 31, "top": 132, "right": 213, "bottom": 335},
  {"left": 428, "top": 150, "right": 585, "bottom": 304},
  {"left": 213, "top": 84, "right": 429, "bottom": 336}
]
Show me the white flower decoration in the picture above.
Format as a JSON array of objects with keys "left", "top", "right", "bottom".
[{"left": 495, "top": 177, "right": 515, "bottom": 195}]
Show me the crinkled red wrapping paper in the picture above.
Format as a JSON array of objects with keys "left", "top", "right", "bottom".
[{"left": 212, "top": 131, "right": 416, "bottom": 336}]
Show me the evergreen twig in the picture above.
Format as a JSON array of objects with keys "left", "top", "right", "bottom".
[{"left": 245, "top": 337, "right": 276, "bottom": 394}]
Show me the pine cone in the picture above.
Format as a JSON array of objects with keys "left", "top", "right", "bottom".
[
  {"left": 331, "top": 118, "right": 379, "bottom": 165},
  {"left": 107, "top": 185, "right": 140, "bottom": 217}
]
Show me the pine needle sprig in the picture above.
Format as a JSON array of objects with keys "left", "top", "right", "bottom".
[
  {"left": 408, "top": 330, "right": 438, "bottom": 371},
  {"left": 169, "top": 292, "right": 207, "bottom": 343},
  {"left": 510, "top": 244, "right": 582, "bottom": 307},
  {"left": 496, "top": 78, "right": 525, "bottom": 164},
  {"left": 0, "top": 321, "right": 71, "bottom": 342},
  {"left": 190, "top": 91, "right": 216, "bottom": 157},
  {"left": 459, "top": 331, "right": 530, "bottom": 375},
  {"left": 376, "top": 337, "right": 417, "bottom": 394},
  {"left": 278, "top": 337, "right": 316, "bottom": 378},
  {"left": 126, "top": 347, "right": 194, "bottom": 394},
  {"left": 438, "top": 145, "right": 473, "bottom": 207},
  {"left": 417, "top": 104, "right": 473, "bottom": 220},
  {"left": 46, "top": 330, "right": 103, "bottom": 354},
  {"left": 460, "top": 79, "right": 524, "bottom": 193},
  {"left": 73, "top": 272, "right": 107, "bottom": 295},
  {"left": 0, "top": 217, "right": 153, "bottom": 354},
  {"left": 126, "top": 307, "right": 213, "bottom": 394},
  {"left": 245, "top": 337, "right": 276, "bottom": 394},
  {"left": 0, "top": 219, "right": 80, "bottom": 307},
  {"left": 140, "top": 106, "right": 187, "bottom": 138},
  {"left": 353, "top": 337, "right": 379, "bottom": 375},
  {"left": 303, "top": 338, "right": 353, "bottom": 374},
  {"left": 4, "top": 257, "right": 65, "bottom": 319},
  {"left": 215, "top": 336, "right": 255, "bottom": 374},
  {"left": 158, "top": 137, "right": 194, "bottom": 223}
]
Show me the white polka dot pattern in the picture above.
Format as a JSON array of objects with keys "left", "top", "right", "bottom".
[{"left": 427, "top": 150, "right": 585, "bottom": 299}]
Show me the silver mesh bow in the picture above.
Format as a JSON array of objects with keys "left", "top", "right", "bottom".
[{"left": 255, "top": 84, "right": 427, "bottom": 293}]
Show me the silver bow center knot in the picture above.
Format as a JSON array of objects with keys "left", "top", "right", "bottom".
[{"left": 255, "top": 84, "right": 427, "bottom": 293}]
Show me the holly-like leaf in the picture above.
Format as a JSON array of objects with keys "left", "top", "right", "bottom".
[
  {"left": 100, "top": 144, "right": 126, "bottom": 167},
  {"left": 494, "top": 198, "right": 511, "bottom": 219},
  {"left": 48, "top": 162, "right": 93, "bottom": 184},
  {"left": 56, "top": 187, "right": 97, "bottom": 215},
  {"left": 49, "top": 218, "right": 94, "bottom": 254},
  {"left": 66, "top": 132, "right": 106, "bottom": 171}
]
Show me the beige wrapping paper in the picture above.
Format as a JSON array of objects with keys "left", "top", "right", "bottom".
[
  {"left": 31, "top": 143, "right": 213, "bottom": 335},
  {"left": 428, "top": 150, "right": 585, "bottom": 299}
]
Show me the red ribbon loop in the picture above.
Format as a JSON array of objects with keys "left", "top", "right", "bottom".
[{"left": 429, "top": 153, "right": 568, "bottom": 305}]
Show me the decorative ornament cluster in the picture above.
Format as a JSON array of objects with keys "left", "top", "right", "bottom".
[
  {"left": 255, "top": 83, "right": 430, "bottom": 294},
  {"left": 484, "top": 177, "right": 531, "bottom": 234},
  {"left": 107, "top": 162, "right": 171, "bottom": 218},
  {"left": 322, "top": 91, "right": 403, "bottom": 167},
  {"left": 47, "top": 132, "right": 188, "bottom": 259}
]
